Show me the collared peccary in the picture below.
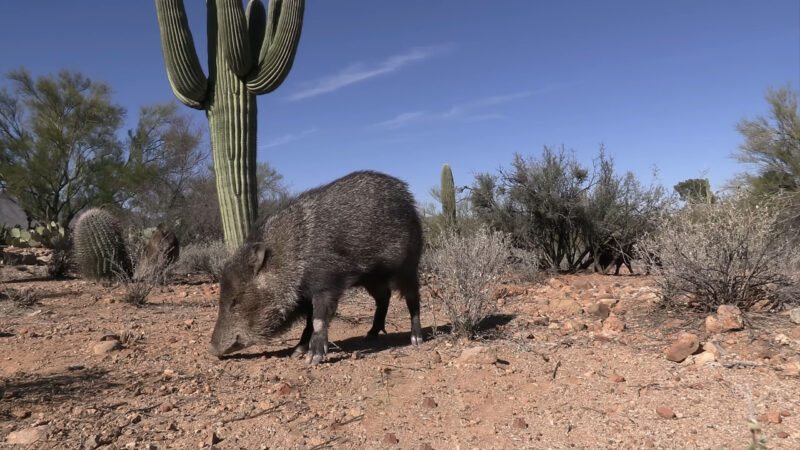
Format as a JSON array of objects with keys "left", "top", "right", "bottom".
[
  {"left": 209, "top": 171, "right": 424, "bottom": 364},
  {"left": 594, "top": 240, "right": 634, "bottom": 275},
  {"left": 144, "top": 224, "right": 180, "bottom": 266}
]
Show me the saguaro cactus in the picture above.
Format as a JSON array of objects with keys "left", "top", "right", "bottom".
[
  {"left": 155, "top": 0, "right": 304, "bottom": 250},
  {"left": 440, "top": 164, "right": 456, "bottom": 225}
]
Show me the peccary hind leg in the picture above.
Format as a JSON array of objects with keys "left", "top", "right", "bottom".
[
  {"left": 400, "top": 275, "right": 423, "bottom": 345},
  {"left": 365, "top": 280, "right": 391, "bottom": 339}
]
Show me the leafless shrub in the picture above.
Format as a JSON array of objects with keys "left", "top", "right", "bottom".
[
  {"left": 114, "top": 241, "right": 172, "bottom": 306},
  {"left": 641, "top": 194, "right": 800, "bottom": 312},
  {"left": 118, "top": 328, "right": 145, "bottom": 346},
  {"left": 175, "top": 240, "right": 230, "bottom": 281},
  {"left": 423, "top": 227, "right": 510, "bottom": 337}
]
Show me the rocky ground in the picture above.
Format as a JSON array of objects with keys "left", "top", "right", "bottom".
[{"left": 1, "top": 263, "right": 799, "bottom": 449}]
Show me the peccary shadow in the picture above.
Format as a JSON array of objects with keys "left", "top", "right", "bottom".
[
  {"left": 0, "top": 368, "right": 117, "bottom": 411},
  {"left": 221, "top": 314, "right": 516, "bottom": 362}
]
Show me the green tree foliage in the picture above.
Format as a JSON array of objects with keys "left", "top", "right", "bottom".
[
  {"left": 673, "top": 178, "right": 715, "bottom": 204},
  {"left": 0, "top": 69, "right": 125, "bottom": 228},
  {"left": 471, "top": 145, "right": 668, "bottom": 271},
  {"left": 735, "top": 85, "right": 800, "bottom": 195}
]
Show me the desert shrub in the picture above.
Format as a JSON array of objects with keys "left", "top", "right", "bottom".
[
  {"left": 423, "top": 227, "right": 510, "bottom": 337},
  {"left": 46, "top": 236, "right": 73, "bottom": 279},
  {"left": 0, "top": 285, "right": 41, "bottom": 307},
  {"left": 641, "top": 194, "right": 800, "bottom": 312},
  {"left": 471, "top": 146, "right": 670, "bottom": 271},
  {"left": 175, "top": 240, "right": 230, "bottom": 281},
  {"left": 113, "top": 235, "right": 173, "bottom": 305}
]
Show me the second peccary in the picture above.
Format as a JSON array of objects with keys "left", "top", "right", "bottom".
[
  {"left": 133, "top": 223, "right": 180, "bottom": 279},
  {"left": 209, "top": 171, "right": 424, "bottom": 364}
]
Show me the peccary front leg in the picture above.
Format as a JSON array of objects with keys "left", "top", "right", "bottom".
[
  {"left": 307, "top": 291, "right": 341, "bottom": 365},
  {"left": 291, "top": 314, "right": 314, "bottom": 358},
  {"left": 365, "top": 280, "right": 391, "bottom": 339}
]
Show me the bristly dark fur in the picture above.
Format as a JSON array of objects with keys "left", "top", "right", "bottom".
[{"left": 210, "top": 171, "right": 424, "bottom": 363}]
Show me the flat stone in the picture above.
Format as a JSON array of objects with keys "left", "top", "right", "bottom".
[
  {"left": 456, "top": 346, "right": 498, "bottom": 365},
  {"left": 789, "top": 307, "right": 800, "bottom": 325},
  {"left": 6, "top": 426, "right": 48, "bottom": 445},
  {"left": 92, "top": 340, "right": 121, "bottom": 355}
]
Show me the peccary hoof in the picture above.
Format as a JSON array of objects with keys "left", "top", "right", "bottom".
[
  {"left": 306, "top": 335, "right": 329, "bottom": 365},
  {"left": 291, "top": 345, "right": 308, "bottom": 359}
]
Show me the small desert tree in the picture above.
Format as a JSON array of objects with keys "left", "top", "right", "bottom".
[{"left": 0, "top": 69, "right": 125, "bottom": 228}]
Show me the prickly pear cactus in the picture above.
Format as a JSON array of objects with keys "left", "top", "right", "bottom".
[
  {"left": 155, "top": 0, "right": 304, "bottom": 251},
  {"left": 73, "top": 208, "right": 131, "bottom": 280},
  {"left": 440, "top": 164, "right": 456, "bottom": 225}
]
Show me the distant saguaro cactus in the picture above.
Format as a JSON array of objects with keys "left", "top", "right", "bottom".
[
  {"left": 441, "top": 164, "right": 456, "bottom": 225},
  {"left": 73, "top": 209, "right": 131, "bottom": 280},
  {"left": 155, "top": 0, "right": 304, "bottom": 251}
]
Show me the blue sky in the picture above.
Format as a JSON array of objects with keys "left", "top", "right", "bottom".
[{"left": 1, "top": 1, "right": 798, "bottom": 205}]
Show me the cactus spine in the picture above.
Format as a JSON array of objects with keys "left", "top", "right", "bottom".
[
  {"left": 441, "top": 164, "right": 456, "bottom": 225},
  {"left": 155, "top": 0, "right": 304, "bottom": 251},
  {"left": 73, "top": 209, "right": 131, "bottom": 280}
]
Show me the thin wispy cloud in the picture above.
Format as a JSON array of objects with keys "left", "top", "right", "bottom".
[
  {"left": 259, "top": 128, "right": 318, "bottom": 149},
  {"left": 288, "top": 44, "right": 452, "bottom": 101},
  {"left": 371, "top": 89, "right": 542, "bottom": 130}
]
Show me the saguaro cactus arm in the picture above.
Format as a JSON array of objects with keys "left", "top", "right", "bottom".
[
  {"left": 246, "top": 0, "right": 304, "bottom": 95},
  {"left": 155, "top": 0, "right": 208, "bottom": 109},
  {"left": 218, "top": 0, "right": 253, "bottom": 76}
]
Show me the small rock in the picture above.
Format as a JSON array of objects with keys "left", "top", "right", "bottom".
[
  {"left": 705, "top": 305, "right": 744, "bottom": 333},
  {"left": 207, "top": 430, "right": 221, "bottom": 446},
  {"left": 789, "top": 307, "right": 800, "bottom": 325},
  {"left": 586, "top": 302, "right": 610, "bottom": 319},
  {"left": 84, "top": 434, "right": 101, "bottom": 449},
  {"left": 656, "top": 406, "right": 676, "bottom": 419},
  {"left": 774, "top": 334, "right": 791, "bottom": 345},
  {"left": 456, "top": 346, "right": 498, "bottom": 365},
  {"left": 551, "top": 299, "right": 583, "bottom": 316},
  {"left": 382, "top": 433, "right": 399, "bottom": 445},
  {"left": 274, "top": 382, "right": 293, "bottom": 396},
  {"left": 602, "top": 316, "right": 625, "bottom": 332},
  {"left": 421, "top": 397, "right": 437, "bottom": 409},
  {"left": 308, "top": 436, "right": 325, "bottom": 446},
  {"left": 418, "top": 444, "right": 435, "bottom": 450},
  {"left": 759, "top": 412, "right": 782, "bottom": 424},
  {"left": 694, "top": 351, "right": 717, "bottom": 365},
  {"left": 430, "top": 351, "right": 442, "bottom": 364},
  {"left": 351, "top": 351, "right": 360, "bottom": 360},
  {"left": 780, "top": 410, "right": 791, "bottom": 417},
  {"left": 511, "top": 417, "right": 528, "bottom": 429},
  {"left": 19, "top": 328, "right": 28, "bottom": 335},
  {"left": 10, "top": 408, "right": 31, "bottom": 419},
  {"left": 608, "top": 373, "right": 625, "bottom": 383},
  {"left": 92, "top": 340, "right": 121, "bottom": 355},
  {"left": 777, "top": 431, "right": 790, "bottom": 439},
  {"left": 780, "top": 362, "right": 800, "bottom": 377},
  {"left": 6, "top": 426, "right": 48, "bottom": 445},
  {"left": 159, "top": 403, "right": 173, "bottom": 413},
  {"left": 790, "top": 327, "right": 800, "bottom": 339},
  {"left": 702, "top": 342, "right": 724, "bottom": 357},
  {"left": 562, "top": 319, "right": 586, "bottom": 332},
  {"left": 665, "top": 332, "right": 699, "bottom": 362},
  {"left": 184, "top": 319, "right": 194, "bottom": 327}
]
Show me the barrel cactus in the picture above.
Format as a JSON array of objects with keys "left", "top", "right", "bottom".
[
  {"left": 440, "top": 164, "right": 456, "bottom": 225},
  {"left": 155, "top": 0, "right": 304, "bottom": 251},
  {"left": 73, "top": 208, "right": 131, "bottom": 280}
]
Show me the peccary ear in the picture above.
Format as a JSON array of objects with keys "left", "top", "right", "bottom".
[{"left": 248, "top": 243, "right": 269, "bottom": 275}]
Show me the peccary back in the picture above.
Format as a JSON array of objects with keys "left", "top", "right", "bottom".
[{"left": 210, "top": 171, "right": 424, "bottom": 363}]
